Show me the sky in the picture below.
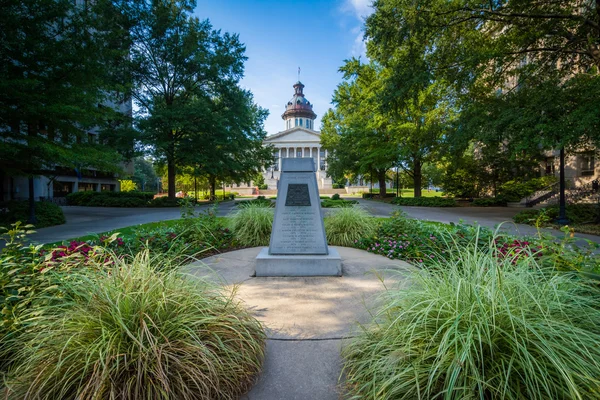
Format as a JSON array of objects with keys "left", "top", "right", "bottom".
[{"left": 194, "top": 0, "right": 373, "bottom": 136}]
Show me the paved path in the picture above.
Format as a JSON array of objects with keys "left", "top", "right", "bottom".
[
  {"left": 351, "top": 198, "right": 600, "bottom": 245},
  {"left": 26, "top": 202, "right": 238, "bottom": 244},
  {"left": 185, "top": 247, "right": 413, "bottom": 400},
  {"left": 24, "top": 199, "right": 600, "bottom": 245}
]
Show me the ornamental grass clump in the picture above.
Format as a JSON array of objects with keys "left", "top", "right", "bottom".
[
  {"left": 230, "top": 202, "right": 274, "bottom": 247},
  {"left": 342, "top": 242, "right": 600, "bottom": 400},
  {"left": 324, "top": 206, "right": 377, "bottom": 247},
  {"left": 4, "top": 251, "right": 265, "bottom": 400}
]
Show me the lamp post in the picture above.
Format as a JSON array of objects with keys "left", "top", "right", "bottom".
[{"left": 556, "top": 147, "right": 569, "bottom": 225}]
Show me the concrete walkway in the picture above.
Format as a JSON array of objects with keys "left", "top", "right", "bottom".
[
  {"left": 26, "top": 202, "right": 239, "bottom": 244},
  {"left": 351, "top": 198, "right": 600, "bottom": 245},
  {"left": 24, "top": 199, "right": 600, "bottom": 245},
  {"left": 185, "top": 247, "right": 413, "bottom": 400}
]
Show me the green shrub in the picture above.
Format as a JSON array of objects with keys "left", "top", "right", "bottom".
[
  {"left": 321, "top": 199, "right": 358, "bottom": 208},
  {"left": 0, "top": 201, "right": 65, "bottom": 228},
  {"left": 498, "top": 176, "right": 557, "bottom": 202},
  {"left": 239, "top": 198, "right": 273, "bottom": 208},
  {"left": 362, "top": 192, "right": 396, "bottom": 199},
  {"left": 472, "top": 197, "right": 507, "bottom": 206},
  {"left": 4, "top": 253, "right": 265, "bottom": 399},
  {"left": 148, "top": 196, "right": 182, "bottom": 207},
  {"left": 324, "top": 207, "right": 377, "bottom": 247},
  {"left": 392, "top": 196, "right": 456, "bottom": 207},
  {"left": 342, "top": 244, "right": 600, "bottom": 400},
  {"left": 230, "top": 203, "right": 274, "bottom": 247},
  {"left": 331, "top": 193, "right": 341, "bottom": 200},
  {"left": 66, "top": 191, "right": 155, "bottom": 207},
  {"left": 514, "top": 205, "right": 599, "bottom": 225}
]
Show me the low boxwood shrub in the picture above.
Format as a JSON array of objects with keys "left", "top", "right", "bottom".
[
  {"left": 324, "top": 207, "right": 377, "bottom": 247},
  {"left": 331, "top": 193, "right": 341, "bottom": 200},
  {"left": 230, "top": 203, "right": 274, "bottom": 247},
  {"left": 362, "top": 192, "right": 396, "bottom": 199},
  {"left": 66, "top": 191, "right": 155, "bottom": 207},
  {"left": 472, "top": 197, "right": 507, "bottom": 207},
  {"left": 0, "top": 201, "right": 65, "bottom": 228},
  {"left": 321, "top": 199, "right": 358, "bottom": 208},
  {"left": 4, "top": 253, "right": 266, "bottom": 399},
  {"left": 391, "top": 197, "right": 456, "bottom": 207},
  {"left": 514, "top": 205, "right": 599, "bottom": 225},
  {"left": 342, "top": 244, "right": 600, "bottom": 399},
  {"left": 148, "top": 196, "right": 182, "bottom": 207}
]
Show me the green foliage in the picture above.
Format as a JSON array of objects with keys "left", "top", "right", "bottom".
[
  {"left": 3, "top": 252, "right": 265, "bottom": 399},
  {"left": 230, "top": 203, "right": 274, "bottom": 247},
  {"left": 0, "top": 201, "right": 65, "bottom": 228},
  {"left": 148, "top": 196, "right": 184, "bottom": 208},
  {"left": 342, "top": 244, "right": 600, "bottom": 399},
  {"left": 118, "top": 179, "right": 137, "bottom": 192},
  {"left": 239, "top": 198, "right": 273, "bottom": 208},
  {"left": 0, "top": 0, "right": 130, "bottom": 216},
  {"left": 472, "top": 197, "right": 506, "bottom": 207},
  {"left": 321, "top": 199, "right": 358, "bottom": 208},
  {"left": 324, "top": 207, "right": 377, "bottom": 247},
  {"left": 253, "top": 173, "right": 268, "bottom": 190},
  {"left": 391, "top": 197, "right": 456, "bottom": 207},
  {"left": 498, "top": 176, "right": 557, "bottom": 202},
  {"left": 362, "top": 192, "right": 396, "bottom": 199},
  {"left": 132, "top": 157, "right": 159, "bottom": 192},
  {"left": 129, "top": 2, "right": 272, "bottom": 198},
  {"left": 331, "top": 193, "right": 341, "bottom": 200},
  {"left": 514, "top": 205, "right": 599, "bottom": 226},
  {"left": 66, "top": 191, "right": 154, "bottom": 207}
]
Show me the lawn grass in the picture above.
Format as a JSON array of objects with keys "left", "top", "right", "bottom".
[{"left": 345, "top": 189, "right": 443, "bottom": 198}]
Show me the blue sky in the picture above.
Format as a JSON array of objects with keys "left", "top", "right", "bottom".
[{"left": 194, "top": 0, "right": 373, "bottom": 136}]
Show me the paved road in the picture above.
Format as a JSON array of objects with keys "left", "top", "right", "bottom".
[
  {"left": 27, "top": 202, "right": 239, "bottom": 244},
  {"left": 23, "top": 199, "right": 600, "bottom": 245},
  {"left": 350, "top": 198, "right": 600, "bottom": 245}
]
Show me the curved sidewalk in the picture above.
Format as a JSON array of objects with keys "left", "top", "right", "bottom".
[{"left": 185, "top": 246, "right": 413, "bottom": 400}]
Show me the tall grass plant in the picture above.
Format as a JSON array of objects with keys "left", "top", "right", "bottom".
[
  {"left": 230, "top": 202, "right": 274, "bottom": 247},
  {"left": 4, "top": 251, "right": 265, "bottom": 400},
  {"left": 342, "top": 242, "right": 600, "bottom": 399},
  {"left": 324, "top": 206, "right": 377, "bottom": 247}
]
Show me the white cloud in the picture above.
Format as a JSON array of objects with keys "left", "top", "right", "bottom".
[
  {"left": 343, "top": 0, "right": 374, "bottom": 58},
  {"left": 346, "top": 0, "right": 374, "bottom": 20}
]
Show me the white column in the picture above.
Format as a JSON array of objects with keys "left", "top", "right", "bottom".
[
  {"left": 302, "top": 147, "right": 305, "bottom": 158},
  {"left": 317, "top": 146, "right": 321, "bottom": 171},
  {"left": 278, "top": 148, "right": 282, "bottom": 170}
]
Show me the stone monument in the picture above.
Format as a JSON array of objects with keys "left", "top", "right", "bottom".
[{"left": 255, "top": 158, "right": 342, "bottom": 276}]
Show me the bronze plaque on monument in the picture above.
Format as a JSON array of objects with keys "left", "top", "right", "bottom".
[{"left": 285, "top": 184, "right": 311, "bottom": 207}]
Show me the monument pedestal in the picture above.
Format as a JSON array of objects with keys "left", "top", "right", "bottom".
[
  {"left": 256, "top": 157, "right": 342, "bottom": 277},
  {"left": 255, "top": 247, "right": 342, "bottom": 277}
]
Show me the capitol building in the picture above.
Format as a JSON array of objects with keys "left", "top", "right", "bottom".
[{"left": 227, "top": 81, "right": 333, "bottom": 193}]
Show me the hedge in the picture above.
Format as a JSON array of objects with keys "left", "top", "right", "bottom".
[
  {"left": 66, "top": 191, "right": 155, "bottom": 207},
  {"left": 0, "top": 201, "right": 65, "bottom": 228},
  {"left": 362, "top": 193, "right": 397, "bottom": 199},
  {"left": 391, "top": 197, "right": 457, "bottom": 207},
  {"left": 472, "top": 197, "right": 507, "bottom": 207}
]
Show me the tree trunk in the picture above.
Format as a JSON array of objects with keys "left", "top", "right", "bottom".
[
  {"left": 413, "top": 159, "right": 423, "bottom": 198},
  {"left": 377, "top": 170, "right": 387, "bottom": 197},
  {"left": 209, "top": 174, "right": 216, "bottom": 201},
  {"left": 167, "top": 159, "right": 176, "bottom": 199},
  {"left": 27, "top": 176, "right": 37, "bottom": 225}
]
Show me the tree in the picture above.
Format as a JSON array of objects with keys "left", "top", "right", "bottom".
[
  {"left": 125, "top": 0, "right": 256, "bottom": 200},
  {"left": 131, "top": 157, "right": 159, "bottom": 192},
  {"left": 365, "top": 0, "right": 600, "bottom": 218},
  {"left": 0, "top": 0, "right": 128, "bottom": 221},
  {"left": 321, "top": 61, "right": 398, "bottom": 196}
]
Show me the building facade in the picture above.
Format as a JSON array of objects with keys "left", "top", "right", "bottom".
[{"left": 227, "top": 81, "right": 333, "bottom": 193}]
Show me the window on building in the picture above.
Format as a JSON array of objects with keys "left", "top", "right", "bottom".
[
  {"left": 299, "top": 119, "right": 303, "bottom": 127},
  {"left": 296, "top": 149, "right": 302, "bottom": 158},
  {"left": 295, "top": 118, "right": 298, "bottom": 126},
  {"left": 580, "top": 152, "right": 595, "bottom": 176},
  {"left": 88, "top": 133, "right": 96, "bottom": 144},
  {"left": 545, "top": 157, "right": 555, "bottom": 175},
  {"left": 320, "top": 148, "right": 326, "bottom": 170}
]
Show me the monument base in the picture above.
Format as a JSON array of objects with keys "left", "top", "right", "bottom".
[{"left": 255, "top": 248, "right": 342, "bottom": 277}]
